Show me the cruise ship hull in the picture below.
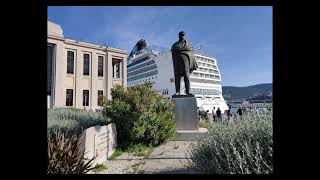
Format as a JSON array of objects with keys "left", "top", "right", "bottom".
[{"left": 127, "top": 48, "right": 229, "bottom": 113}]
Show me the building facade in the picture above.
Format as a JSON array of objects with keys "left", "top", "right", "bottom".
[{"left": 48, "top": 21, "right": 128, "bottom": 110}]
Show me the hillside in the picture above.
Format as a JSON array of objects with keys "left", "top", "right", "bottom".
[{"left": 222, "top": 83, "right": 272, "bottom": 101}]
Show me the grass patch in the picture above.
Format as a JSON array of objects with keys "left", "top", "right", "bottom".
[
  {"left": 92, "top": 164, "right": 107, "bottom": 172},
  {"left": 128, "top": 144, "right": 154, "bottom": 157},
  {"left": 108, "top": 149, "right": 124, "bottom": 160}
]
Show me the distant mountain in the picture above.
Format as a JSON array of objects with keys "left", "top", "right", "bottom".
[{"left": 222, "top": 83, "right": 272, "bottom": 101}]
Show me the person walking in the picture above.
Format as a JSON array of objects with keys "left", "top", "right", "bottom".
[
  {"left": 216, "top": 107, "right": 221, "bottom": 122},
  {"left": 197, "top": 107, "right": 201, "bottom": 120},
  {"left": 227, "top": 108, "right": 231, "bottom": 121},
  {"left": 237, "top": 107, "right": 243, "bottom": 119},
  {"left": 212, "top": 107, "right": 216, "bottom": 122},
  {"left": 200, "top": 110, "right": 207, "bottom": 120},
  {"left": 233, "top": 113, "right": 238, "bottom": 123}
]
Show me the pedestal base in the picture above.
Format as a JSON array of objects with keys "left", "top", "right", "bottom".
[
  {"left": 172, "top": 97, "right": 208, "bottom": 141},
  {"left": 172, "top": 97, "right": 198, "bottom": 130},
  {"left": 175, "top": 128, "right": 208, "bottom": 141}
]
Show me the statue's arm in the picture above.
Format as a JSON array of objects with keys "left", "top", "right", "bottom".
[
  {"left": 179, "top": 45, "right": 192, "bottom": 51},
  {"left": 172, "top": 43, "right": 192, "bottom": 52}
]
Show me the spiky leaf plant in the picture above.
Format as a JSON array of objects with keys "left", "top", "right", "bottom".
[{"left": 47, "top": 130, "right": 95, "bottom": 174}]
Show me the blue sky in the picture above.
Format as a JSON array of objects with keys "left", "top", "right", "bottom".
[{"left": 48, "top": 6, "right": 272, "bottom": 87}]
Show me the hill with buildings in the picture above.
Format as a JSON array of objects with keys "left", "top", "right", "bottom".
[{"left": 222, "top": 83, "right": 272, "bottom": 101}]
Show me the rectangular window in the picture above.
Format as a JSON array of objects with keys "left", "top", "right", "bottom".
[
  {"left": 83, "top": 90, "right": 89, "bottom": 106},
  {"left": 66, "top": 89, "right": 73, "bottom": 106},
  {"left": 112, "top": 64, "right": 115, "bottom": 78},
  {"left": 83, "top": 53, "right": 90, "bottom": 75},
  {"left": 116, "top": 63, "right": 120, "bottom": 78},
  {"left": 48, "top": 46, "right": 53, "bottom": 95},
  {"left": 67, "top": 51, "right": 74, "bottom": 74},
  {"left": 98, "top": 56, "right": 104, "bottom": 77},
  {"left": 98, "top": 90, "right": 103, "bottom": 106}
]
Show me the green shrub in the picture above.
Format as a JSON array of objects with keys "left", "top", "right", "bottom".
[
  {"left": 199, "top": 119, "right": 210, "bottom": 129},
  {"left": 127, "top": 144, "right": 154, "bottom": 157},
  {"left": 47, "top": 130, "right": 95, "bottom": 174},
  {"left": 102, "top": 82, "right": 176, "bottom": 149},
  {"left": 48, "top": 108, "right": 110, "bottom": 137},
  {"left": 188, "top": 112, "right": 272, "bottom": 174}
]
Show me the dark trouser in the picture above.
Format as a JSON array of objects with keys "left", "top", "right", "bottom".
[
  {"left": 213, "top": 115, "right": 216, "bottom": 122},
  {"left": 175, "top": 72, "right": 190, "bottom": 94}
]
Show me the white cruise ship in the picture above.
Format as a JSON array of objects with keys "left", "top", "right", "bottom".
[{"left": 127, "top": 42, "right": 229, "bottom": 113}]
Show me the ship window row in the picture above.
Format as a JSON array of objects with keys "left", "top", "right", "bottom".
[
  {"left": 197, "top": 62, "right": 217, "bottom": 69},
  {"left": 192, "top": 73, "right": 220, "bottom": 79},
  {"left": 190, "top": 88, "right": 221, "bottom": 95},
  {"left": 127, "top": 57, "right": 151, "bottom": 68},
  {"left": 195, "top": 57, "right": 215, "bottom": 64},
  {"left": 128, "top": 70, "right": 158, "bottom": 82},
  {"left": 197, "top": 67, "right": 219, "bottom": 74},
  {"left": 128, "top": 64, "right": 157, "bottom": 77},
  {"left": 128, "top": 60, "right": 155, "bottom": 73},
  {"left": 128, "top": 77, "right": 157, "bottom": 85}
]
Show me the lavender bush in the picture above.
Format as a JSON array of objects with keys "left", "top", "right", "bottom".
[
  {"left": 188, "top": 112, "right": 272, "bottom": 174},
  {"left": 48, "top": 108, "right": 110, "bottom": 137}
]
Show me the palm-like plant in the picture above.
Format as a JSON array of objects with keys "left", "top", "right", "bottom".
[{"left": 47, "top": 130, "right": 95, "bottom": 174}]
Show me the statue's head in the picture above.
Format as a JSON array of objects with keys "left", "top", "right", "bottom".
[{"left": 178, "top": 31, "right": 185, "bottom": 41}]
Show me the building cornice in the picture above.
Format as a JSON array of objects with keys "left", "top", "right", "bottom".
[
  {"left": 48, "top": 35, "right": 64, "bottom": 41},
  {"left": 64, "top": 39, "right": 107, "bottom": 51},
  {"left": 48, "top": 35, "right": 128, "bottom": 55},
  {"left": 107, "top": 47, "right": 128, "bottom": 55}
]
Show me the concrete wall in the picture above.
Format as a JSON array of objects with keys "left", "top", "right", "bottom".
[{"left": 79, "top": 123, "right": 117, "bottom": 166}]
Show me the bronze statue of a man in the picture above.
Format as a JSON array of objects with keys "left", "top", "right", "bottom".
[{"left": 171, "top": 31, "right": 198, "bottom": 96}]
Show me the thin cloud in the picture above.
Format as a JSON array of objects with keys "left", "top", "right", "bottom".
[{"left": 91, "top": 7, "right": 195, "bottom": 51}]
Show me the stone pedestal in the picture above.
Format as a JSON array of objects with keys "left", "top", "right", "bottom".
[
  {"left": 172, "top": 97, "right": 208, "bottom": 141},
  {"left": 172, "top": 97, "right": 198, "bottom": 130}
]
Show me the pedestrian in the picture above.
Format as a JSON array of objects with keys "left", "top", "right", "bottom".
[
  {"left": 233, "top": 113, "right": 238, "bottom": 123},
  {"left": 201, "top": 110, "right": 207, "bottom": 120},
  {"left": 212, "top": 107, "right": 216, "bottom": 122},
  {"left": 216, "top": 107, "right": 221, "bottom": 122},
  {"left": 200, "top": 110, "right": 204, "bottom": 120},
  {"left": 227, "top": 108, "right": 231, "bottom": 121},
  {"left": 237, "top": 107, "right": 243, "bottom": 119}
]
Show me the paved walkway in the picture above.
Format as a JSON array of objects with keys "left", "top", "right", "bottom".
[{"left": 135, "top": 141, "right": 198, "bottom": 174}]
